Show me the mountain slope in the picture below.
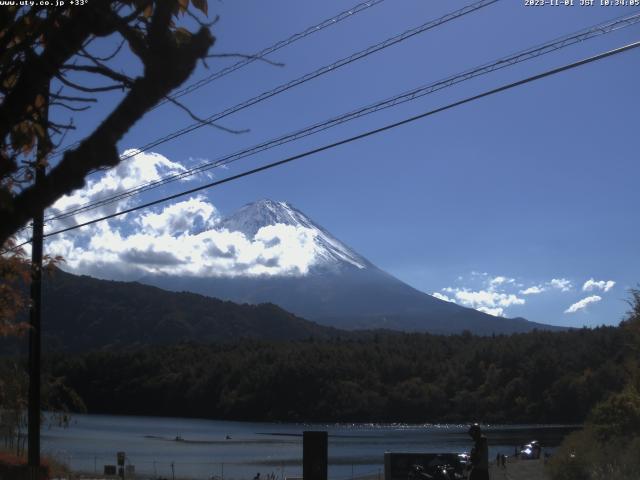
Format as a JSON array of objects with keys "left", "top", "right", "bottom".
[
  {"left": 143, "top": 200, "right": 563, "bottom": 334},
  {"left": 37, "top": 269, "right": 342, "bottom": 352}
]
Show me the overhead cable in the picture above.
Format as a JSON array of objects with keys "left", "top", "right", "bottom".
[
  {"left": 95, "top": 0, "right": 499, "bottom": 161},
  {"left": 50, "top": 0, "right": 387, "bottom": 159},
  {"left": 158, "top": 0, "right": 387, "bottom": 106},
  {"left": 45, "top": 10, "right": 640, "bottom": 224},
  {"left": 17, "top": 39, "right": 636, "bottom": 248},
  {"left": 42, "top": 0, "right": 500, "bottom": 223}
]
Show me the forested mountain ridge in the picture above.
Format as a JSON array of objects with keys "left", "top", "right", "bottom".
[
  {"left": 5, "top": 267, "right": 562, "bottom": 354},
  {"left": 36, "top": 269, "right": 342, "bottom": 351},
  {"left": 49, "top": 326, "right": 628, "bottom": 424}
]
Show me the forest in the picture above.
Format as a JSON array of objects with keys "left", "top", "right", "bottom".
[{"left": 45, "top": 324, "right": 632, "bottom": 424}]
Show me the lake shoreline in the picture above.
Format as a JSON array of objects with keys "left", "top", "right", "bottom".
[
  {"left": 49, "top": 411, "right": 583, "bottom": 430},
  {"left": 41, "top": 413, "right": 573, "bottom": 480}
]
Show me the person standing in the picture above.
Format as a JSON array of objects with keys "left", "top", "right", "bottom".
[{"left": 468, "top": 424, "right": 489, "bottom": 480}]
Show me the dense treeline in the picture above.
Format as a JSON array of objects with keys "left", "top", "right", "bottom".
[
  {"left": 547, "top": 291, "right": 640, "bottom": 480},
  {"left": 48, "top": 326, "right": 630, "bottom": 424}
]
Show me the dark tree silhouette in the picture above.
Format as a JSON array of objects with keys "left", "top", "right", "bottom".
[{"left": 0, "top": 0, "right": 215, "bottom": 246}]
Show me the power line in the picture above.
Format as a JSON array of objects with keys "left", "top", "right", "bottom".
[
  {"left": 91, "top": 0, "right": 499, "bottom": 161},
  {"left": 58, "top": 0, "right": 494, "bottom": 167},
  {"left": 44, "top": 10, "right": 640, "bottom": 225},
  {"left": 18, "top": 39, "right": 637, "bottom": 247},
  {"left": 50, "top": 0, "right": 387, "bottom": 159},
  {"left": 43, "top": 0, "right": 499, "bottom": 222},
  {"left": 157, "top": 0, "right": 387, "bottom": 106},
  {"left": 13, "top": 0, "right": 498, "bottom": 241}
]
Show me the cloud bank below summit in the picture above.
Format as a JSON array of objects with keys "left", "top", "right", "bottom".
[{"left": 43, "top": 151, "right": 322, "bottom": 280}]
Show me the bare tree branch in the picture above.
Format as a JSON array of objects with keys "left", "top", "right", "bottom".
[
  {"left": 185, "top": 9, "right": 220, "bottom": 29},
  {"left": 49, "top": 121, "right": 76, "bottom": 131},
  {"left": 50, "top": 94, "right": 97, "bottom": 103},
  {"left": 55, "top": 73, "right": 127, "bottom": 93},
  {"left": 163, "top": 95, "right": 249, "bottom": 134},
  {"left": 61, "top": 64, "right": 134, "bottom": 87},
  {"left": 0, "top": 0, "right": 116, "bottom": 140},
  {"left": 49, "top": 102, "right": 91, "bottom": 112},
  {"left": 0, "top": 1, "right": 215, "bottom": 245},
  {"left": 79, "top": 39, "right": 126, "bottom": 63},
  {"left": 52, "top": 126, "right": 73, "bottom": 151},
  {"left": 114, "top": 22, "right": 148, "bottom": 63}
]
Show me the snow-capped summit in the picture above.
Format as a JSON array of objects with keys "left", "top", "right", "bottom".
[
  {"left": 220, "top": 199, "right": 307, "bottom": 237},
  {"left": 142, "top": 199, "right": 563, "bottom": 335},
  {"left": 220, "top": 199, "right": 371, "bottom": 271}
]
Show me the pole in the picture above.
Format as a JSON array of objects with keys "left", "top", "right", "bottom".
[
  {"left": 27, "top": 168, "right": 43, "bottom": 470},
  {"left": 28, "top": 86, "right": 48, "bottom": 477}
]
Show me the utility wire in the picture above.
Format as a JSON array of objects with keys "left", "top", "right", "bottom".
[
  {"left": 7, "top": 38, "right": 633, "bottom": 252},
  {"left": 44, "top": 0, "right": 499, "bottom": 223},
  {"left": 75, "top": 0, "right": 498, "bottom": 164},
  {"left": 158, "top": 0, "right": 386, "bottom": 106},
  {"left": 50, "top": 0, "right": 387, "bottom": 159},
  {"left": 44, "top": 10, "right": 640, "bottom": 224},
  {"left": 13, "top": 0, "right": 498, "bottom": 240},
  {"left": 124, "top": 0, "right": 498, "bottom": 153}
]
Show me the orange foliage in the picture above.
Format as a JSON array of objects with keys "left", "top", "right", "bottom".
[
  {"left": 0, "top": 237, "right": 63, "bottom": 337},
  {"left": 0, "top": 238, "right": 30, "bottom": 337}
]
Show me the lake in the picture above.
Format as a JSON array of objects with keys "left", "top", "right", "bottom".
[{"left": 41, "top": 414, "right": 577, "bottom": 480}]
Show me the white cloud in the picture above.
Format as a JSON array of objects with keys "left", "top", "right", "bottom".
[
  {"left": 550, "top": 278, "right": 572, "bottom": 292},
  {"left": 437, "top": 287, "right": 524, "bottom": 317},
  {"left": 50, "top": 201, "right": 322, "bottom": 279},
  {"left": 453, "top": 289, "right": 525, "bottom": 309},
  {"left": 43, "top": 151, "right": 326, "bottom": 280},
  {"left": 582, "top": 278, "right": 615, "bottom": 293},
  {"left": 489, "top": 276, "right": 515, "bottom": 288},
  {"left": 137, "top": 196, "right": 219, "bottom": 236},
  {"left": 432, "top": 292, "right": 454, "bottom": 303},
  {"left": 520, "top": 285, "right": 545, "bottom": 295},
  {"left": 517, "top": 278, "right": 579, "bottom": 295},
  {"left": 47, "top": 150, "right": 188, "bottom": 230},
  {"left": 477, "top": 306, "right": 504, "bottom": 317},
  {"left": 564, "top": 295, "right": 602, "bottom": 314},
  {"left": 437, "top": 272, "right": 526, "bottom": 317},
  {"left": 471, "top": 271, "right": 489, "bottom": 277}
]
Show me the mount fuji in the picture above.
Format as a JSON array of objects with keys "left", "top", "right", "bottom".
[{"left": 142, "top": 199, "right": 560, "bottom": 334}]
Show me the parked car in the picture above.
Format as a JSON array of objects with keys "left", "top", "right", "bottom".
[
  {"left": 456, "top": 453, "right": 470, "bottom": 470},
  {"left": 519, "top": 440, "right": 541, "bottom": 460}
]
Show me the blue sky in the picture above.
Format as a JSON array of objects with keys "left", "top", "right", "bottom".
[{"left": 44, "top": 0, "right": 640, "bottom": 328}]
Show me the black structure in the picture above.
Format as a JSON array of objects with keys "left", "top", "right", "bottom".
[
  {"left": 28, "top": 89, "right": 48, "bottom": 476},
  {"left": 303, "top": 431, "right": 328, "bottom": 480},
  {"left": 384, "top": 452, "right": 465, "bottom": 480}
]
